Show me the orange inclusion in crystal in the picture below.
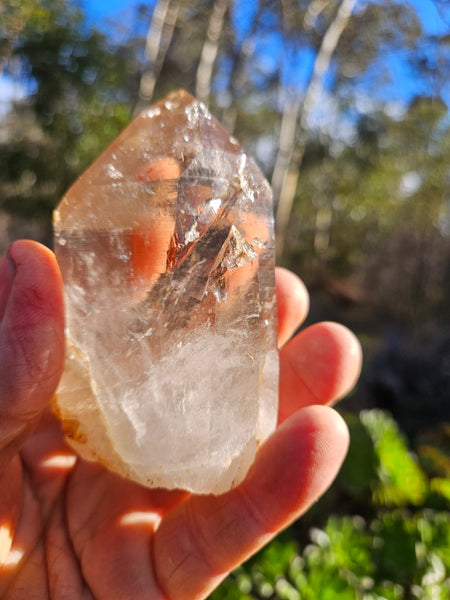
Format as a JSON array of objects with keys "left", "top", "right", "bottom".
[
  {"left": 129, "top": 218, "right": 175, "bottom": 282},
  {"left": 130, "top": 157, "right": 181, "bottom": 282},
  {"left": 136, "top": 156, "right": 182, "bottom": 182}
]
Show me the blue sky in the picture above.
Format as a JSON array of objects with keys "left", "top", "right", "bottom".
[
  {"left": 81, "top": 0, "right": 449, "bottom": 105},
  {"left": 83, "top": 0, "right": 449, "bottom": 35},
  {"left": 82, "top": 0, "right": 137, "bottom": 20},
  {"left": 407, "top": 0, "right": 449, "bottom": 35},
  {"left": 1, "top": 0, "right": 448, "bottom": 116}
]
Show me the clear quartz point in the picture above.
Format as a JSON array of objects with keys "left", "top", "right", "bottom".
[{"left": 53, "top": 90, "right": 279, "bottom": 494}]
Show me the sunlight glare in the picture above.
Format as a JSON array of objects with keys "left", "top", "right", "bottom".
[
  {"left": 0, "top": 524, "right": 24, "bottom": 570},
  {"left": 41, "top": 454, "right": 77, "bottom": 470},
  {"left": 0, "top": 524, "right": 13, "bottom": 565},
  {"left": 3, "top": 549, "right": 24, "bottom": 568},
  {"left": 120, "top": 511, "right": 162, "bottom": 530}
]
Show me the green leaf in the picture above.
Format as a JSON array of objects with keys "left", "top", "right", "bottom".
[
  {"left": 361, "top": 410, "right": 428, "bottom": 506},
  {"left": 339, "top": 412, "right": 379, "bottom": 496}
]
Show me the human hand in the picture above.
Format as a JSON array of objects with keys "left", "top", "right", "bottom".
[{"left": 0, "top": 240, "right": 361, "bottom": 599}]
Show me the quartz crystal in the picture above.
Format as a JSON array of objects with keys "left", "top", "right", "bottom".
[{"left": 53, "top": 90, "right": 278, "bottom": 494}]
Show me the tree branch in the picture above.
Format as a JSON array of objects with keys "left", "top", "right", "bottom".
[
  {"left": 274, "top": 0, "right": 357, "bottom": 258},
  {"left": 304, "top": 0, "right": 332, "bottom": 30},
  {"left": 134, "top": 0, "right": 180, "bottom": 114},
  {"left": 195, "top": 0, "right": 229, "bottom": 106}
]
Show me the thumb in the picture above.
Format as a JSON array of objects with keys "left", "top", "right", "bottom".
[{"left": 0, "top": 240, "right": 64, "bottom": 465}]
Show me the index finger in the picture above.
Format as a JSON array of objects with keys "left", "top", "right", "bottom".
[{"left": 275, "top": 267, "right": 309, "bottom": 348}]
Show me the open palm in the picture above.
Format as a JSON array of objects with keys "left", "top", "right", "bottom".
[{"left": 0, "top": 240, "right": 361, "bottom": 599}]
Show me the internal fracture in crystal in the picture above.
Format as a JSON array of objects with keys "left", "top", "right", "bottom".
[{"left": 53, "top": 90, "right": 278, "bottom": 494}]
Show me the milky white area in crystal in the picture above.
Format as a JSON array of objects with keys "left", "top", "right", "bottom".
[{"left": 53, "top": 90, "right": 278, "bottom": 494}]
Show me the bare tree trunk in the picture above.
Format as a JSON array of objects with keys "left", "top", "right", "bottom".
[
  {"left": 314, "top": 202, "right": 333, "bottom": 256},
  {"left": 221, "top": 32, "right": 257, "bottom": 134},
  {"left": 271, "top": 1, "right": 333, "bottom": 214},
  {"left": 134, "top": 0, "right": 180, "bottom": 114},
  {"left": 274, "top": 0, "right": 357, "bottom": 258},
  {"left": 195, "top": 0, "right": 229, "bottom": 106},
  {"left": 304, "top": 0, "right": 332, "bottom": 29},
  {"left": 270, "top": 95, "right": 301, "bottom": 224}
]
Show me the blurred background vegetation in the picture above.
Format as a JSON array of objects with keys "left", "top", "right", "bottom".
[{"left": 0, "top": 0, "right": 449, "bottom": 596}]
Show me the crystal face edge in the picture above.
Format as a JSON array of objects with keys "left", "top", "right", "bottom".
[{"left": 53, "top": 89, "right": 279, "bottom": 494}]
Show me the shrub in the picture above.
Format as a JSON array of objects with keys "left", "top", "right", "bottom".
[{"left": 210, "top": 410, "right": 450, "bottom": 599}]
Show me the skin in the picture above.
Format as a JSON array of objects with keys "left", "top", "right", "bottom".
[{"left": 0, "top": 240, "right": 362, "bottom": 599}]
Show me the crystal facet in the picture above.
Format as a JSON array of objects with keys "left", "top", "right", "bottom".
[{"left": 53, "top": 90, "right": 278, "bottom": 494}]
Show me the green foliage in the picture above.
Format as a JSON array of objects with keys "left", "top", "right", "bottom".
[
  {"left": 1, "top": 1, "right": 449, "bottom": 337},
  {"left": 417, "top": 425, "right": 450, "bottom": 481},
  {"left": 0, "top": 0, "right": 137, "bottom": 217},
  {"left": 211, "top": 411, "right": 450, "bottom": 599},
  {"left": 360, "top": 410, "right": 428, "bottom": 507},
  {"left": 212, "top": 510, "right": 450, "bottom": 599},
  {"left": 338, "top": 413, "right": 378, "bottom": 496},
  {"left": 0, "top": 0, "right": 41, "bottom": 60},
  {"left": 0, "top": 1, "right": 448, "bottom": 597},
  {"left": 288, "top": 98, "right": 450, "bottom": 329}
]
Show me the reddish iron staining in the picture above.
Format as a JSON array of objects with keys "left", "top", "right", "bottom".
[
  {"left": 61, "top": 419, "right": 87, "bottom": 444},
  {"left": 166, "top": 232, "right": 180, "bottom": 270}
]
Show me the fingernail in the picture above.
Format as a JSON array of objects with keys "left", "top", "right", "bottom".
[{"left": 0, "top": 247, "right": 17, "bottom": 320}]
